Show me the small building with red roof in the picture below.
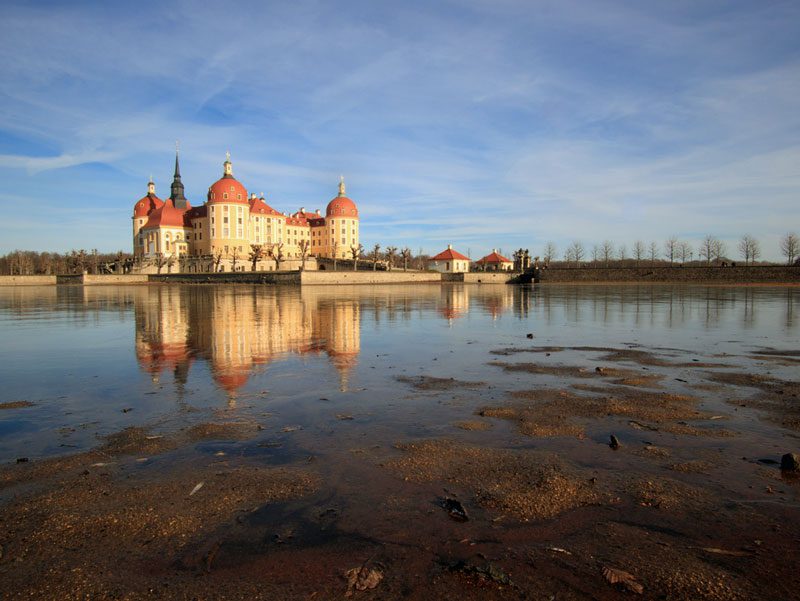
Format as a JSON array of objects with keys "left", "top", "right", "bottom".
[
  {"left": 475, "top": 249, "right": 513, "bottom": 271},
  {"left": 427, "top": 244, "right": 471, "bottom": 273}
]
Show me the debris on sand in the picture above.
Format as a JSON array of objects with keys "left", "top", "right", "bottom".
[
  {"left": 781, "top": 452, "right": 800, "bottom": 472},
  {"left": 344, "top": 565, "right": 384, "bottom": 597},
  {"left": 609, "top": 435, "right": 621, "bottom": 450},
  {"left": 442, "top": 558, "right": 514, "bottom": 586},
  {"left": 189, "top": 481, "right": 204, "bottom": 496},
  {"left": 602, "top": 566, "right": 644, "bottom": 594},
  {"left": 395, "top": 375, "right": 486, "bottom": 391},
  {"left": 387, "top": 440, "right": 600, "bottom": 521},
  {"left": 440, "top": 497, "right": 469, "bottom": 522}
]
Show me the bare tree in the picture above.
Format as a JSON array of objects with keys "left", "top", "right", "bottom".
[
  {"left": 712, "top": 239, "right": 727, "bottom": 264},
  {"left": 780, "top": 232, "right": 798, "bottom": 264},
  {"left": 648, "top": 242, "right": 659, "bottom": 264},
  {"left": 350, "top": 243, "right": 364, "bottom": 270},
  {"left": 213, "top": 249, "right": 224, "bottom": 272},
  {"left": 543, "top": 242, "right": 557, "bottom": 265},
  {"left": 268, "top": 242, "right": 284, "bottom": 271},
  {"left": 249, "top": 244, "right": 264, "bottom": 271},
  {"left": 153, "top": 252, "right": 169, "bottom": 274},
  {"left": 385, "top": 246, "right": 397, "bottom": 271},
  {"left": 567, "top": 241, "right": 585, "bottom": 267},
  {"left": 699, "top": 235, "right": 718, "bottom": 266},
  {"left": 331, "top": 240, "right": 339, "bottom": 271},
  {"left": 600, "top": 240, "right": 614, "bottom": 267},
  {"left": 633, "top": 240, "right": 645, "bottom": 266},
  {"left": 678, "top": 241, "right": 692, "bottom": 264},
  {"left": 738, "top": 235, "right": 760, "bottom": 265},
  {"left": 400, "top": 247, "right": 412, "bottom": 271},
  {"left": 591, "top": 244, "right": 600, "bottom": 264},
  {"left": 664, "top": 237, "right": 678, "bottom": 264},
  {"left": 231, "top": 247, "right": 240, "bottom": 272},
  {"left": 371, "top": 243, "right": 381, "bottom": 271},
  {"left": 617, "top": 244, "right": 627, "bottom": 264},
  {"left": 298, "top": 240, "right": 310, "bottom": 271}
]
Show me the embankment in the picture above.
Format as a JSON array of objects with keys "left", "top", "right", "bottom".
[{"left": 539, "top": 265, "right": 799, "bottom": 283}]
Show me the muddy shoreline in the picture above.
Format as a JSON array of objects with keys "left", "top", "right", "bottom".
[{"left": 2, "top": 340, "right": 799, "bottom": 600}]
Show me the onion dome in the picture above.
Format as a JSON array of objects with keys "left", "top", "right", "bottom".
[
  {"left": 325, "top": 176, "right": 358, "bottom": 218},
  {"left": 207, "top": 151, "right": 248, "bottom": 204},
  {"left": 133, "top": 177, "right": 164, "bottom": 217}
]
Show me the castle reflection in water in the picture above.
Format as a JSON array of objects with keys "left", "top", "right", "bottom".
[
  {"left": 133, "top": 284, "right": 523, "bottom": 397},
  {"left": 2, "top": 283, "right": 794, "bottom": 403}
]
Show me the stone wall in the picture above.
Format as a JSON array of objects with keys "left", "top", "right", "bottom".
[
  {"left": 0, "top": 275, "right": 57, "bottom": 286},
  {"left": 301, "top": 270, "right": 441, "bottom": 285},
  {"left": 148, "top": 272, "right": 301, "bottom": 285},
  {"left": 539, "top": 265, "right": 799, "bottom": 283},
  {"left": 83, "top": 275, "right": 149, "bottom": 285},
  {"left": 445, "top": 273, "right": 515, "bottom": 284}
]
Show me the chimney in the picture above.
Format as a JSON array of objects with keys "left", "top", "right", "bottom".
[
  {"left": 316, "top": 209, "right": 321, "bottom": 216},
  {"left": 447, "top": 244, "right": 452, "bottom": 250},
  {"left": 300, "top": 207, "right": 305, "bottom": 213}
]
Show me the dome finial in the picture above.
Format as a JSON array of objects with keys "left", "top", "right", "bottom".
[
  {"left": 338, "top": 175, "right": 345, "bottom": 197},
  {"left": 147, "top": 174, "right": 155, "bottom": 195},
  {"left": 224, "top": 151, "right": 233, "bottom": 177}
]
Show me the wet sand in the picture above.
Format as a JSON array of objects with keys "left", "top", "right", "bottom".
[{"left": 2, "top": 344, "right": 800, "bottom": 600}]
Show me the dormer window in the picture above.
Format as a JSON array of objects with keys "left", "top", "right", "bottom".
[
  {"left": 237, "top": 194, "right": 242, "bottom": 200},
  {"left": 223, "top": 193, "right": 228, "bottom": 200}
]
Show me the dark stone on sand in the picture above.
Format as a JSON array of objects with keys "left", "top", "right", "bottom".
[
  {"left": 441, "top": 497, "right": 469, "bottom": 522},
  {"left": 526, "top": 333, "right": 534, "bottom": 338},
  {"left": 16, "top": 457, "right": 29, "bottom": 463},
  {"left": 781, "top": 453, "right": 800, "bottom": 472},
  {"left": 609, "top": 435, "right": 620, "bottom": 450}
]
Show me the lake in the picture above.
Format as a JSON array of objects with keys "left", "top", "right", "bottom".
[{"left": 1, "top": 283, "right": 799, "bottom": 600}]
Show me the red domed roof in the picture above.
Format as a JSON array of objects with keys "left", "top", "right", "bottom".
[
  {"left": 133, "top": 194, "right": 163, "bottom": 218},
  {"left": 208, "top": 176, "right": 248, "bottom": 204},
  {"left": 326, "top": 195, "right": 358, "bottom": 218}
]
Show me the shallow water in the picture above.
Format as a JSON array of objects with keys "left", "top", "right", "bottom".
[
  {"left": 2, "top": 283, "right": 800, "bottom": 600},
  {"left": 0, "top": 283, "right": 797, "bottom": 461}
]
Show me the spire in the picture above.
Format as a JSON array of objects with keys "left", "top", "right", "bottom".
[
  {"left": 223, "top": 151, "right": 233, "bottom": 178},
  {"left": 338, "top": 175, "right": 346, "bottom": 197},
  {"left": 170, "top": 144, "right": 187, "bottom": 209}
]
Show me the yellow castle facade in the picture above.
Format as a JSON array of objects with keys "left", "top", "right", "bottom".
[{"left": 132, "top": 151, "right": 360, "bottom": 271}]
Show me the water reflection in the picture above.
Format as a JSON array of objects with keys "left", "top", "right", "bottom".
[
  {"left": 1, "top": 284, "right": 796, "bottom": 404},
  {"left": 135, "top": 287, "right": 361, "bottom": 400}
]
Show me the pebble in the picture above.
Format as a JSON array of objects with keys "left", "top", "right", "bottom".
[{"left": 780, "top": 452, "right": 799, "bottom": 472}]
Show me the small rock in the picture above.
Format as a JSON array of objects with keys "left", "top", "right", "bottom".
[
  {"left": 441, "top": 497, "right": 469, "bottom": 522},
  {"left": 122, "top": 407, "right": 133, "bottom": 413},
  {"left": 595, "top": 367, "right": 605, "bottom": 374},
  {"left": 780, "top": 452, "right": 800, "bottom": 472},
  {"left": 526, "top": 333, "right": 534, "bottom": 339},
  {"left": 609, "top": 435, "right": 620, "bottom": 450},
  {"left": 16, "top": 457, "right": 29, "bottom": 463}
]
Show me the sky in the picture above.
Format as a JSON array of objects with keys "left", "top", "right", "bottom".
[{"left": 0, "top": 0, "right": 798, "bottom": 260}]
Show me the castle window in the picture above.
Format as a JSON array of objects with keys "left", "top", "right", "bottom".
[
  {"left": 231, "top": 186, "right": 235, "bottom": 192},
  {"left": 237, "top": 194, "right": 241, "bottom": 200},
  {"left": 223, "top": 193, "right": 228, "bottom": 200}
]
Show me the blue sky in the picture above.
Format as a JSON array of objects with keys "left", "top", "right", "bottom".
[{"left": 0, "top": 0, "right": 798, "bottom": 260}]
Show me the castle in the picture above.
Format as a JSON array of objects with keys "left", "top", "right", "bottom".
[{"left": 132, "top": 150, "right": 360, "bottom": 271}]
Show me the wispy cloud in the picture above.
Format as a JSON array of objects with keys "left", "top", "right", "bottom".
[{"left": 0, "top": 0, "right": 798, "bottom": 259}]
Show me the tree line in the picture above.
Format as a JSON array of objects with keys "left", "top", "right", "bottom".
[
  {"left": 0, "top": 250, "right": 134, "bottom": 276},
  {"left": 541, "top": 233, "right": 799, "bottom": 268}
]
